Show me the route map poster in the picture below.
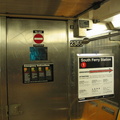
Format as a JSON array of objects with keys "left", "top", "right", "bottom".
[{"left": 77, "top": 54, "right": 114, "bottom": 101}]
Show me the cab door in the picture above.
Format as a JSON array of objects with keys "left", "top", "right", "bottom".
[{"left": 7, "top": 18, "right": 69, "bottom": 120}]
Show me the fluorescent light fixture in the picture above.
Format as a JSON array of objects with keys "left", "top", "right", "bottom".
[
  {"left": 86, "top": 23, "right": 111, "bottom": 37},
  {"left": 86, "top": 13, "right": 120, "bottom": 37},
  {"left": 111, "top": 14, "right": 120, "bottom": 28},
  {"left": 104, "top": 13, "right": 120, "bottom": 28}
]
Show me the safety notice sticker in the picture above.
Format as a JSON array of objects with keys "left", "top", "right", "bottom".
[
  {"left": 33, "top": 30, "right": 44, "bottom": 44},
  {"left": 77, "top": 54, "right": 114, "bottom": 101}
]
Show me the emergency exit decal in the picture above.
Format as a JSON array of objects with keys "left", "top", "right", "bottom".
[
  {"left": 77, "top": 54, "right": 114, "bottom": 101},
  {"left": 33, "top": 30, "right": 44, "bottom": 44},
  {"left": 23, "top": 63, "right": 54, "bottom": 83}
]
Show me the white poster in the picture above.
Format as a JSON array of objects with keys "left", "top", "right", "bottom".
[{"left": 77, "top": 54, "right": 114, "bottom": 101}]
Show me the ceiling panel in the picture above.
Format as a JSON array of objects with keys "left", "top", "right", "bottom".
[{"left": 0, "top": 0, "right": 108, "bottom": 19}]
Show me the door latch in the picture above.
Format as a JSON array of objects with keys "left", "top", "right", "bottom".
[{"left": 8, "top": 104, "right": 23, "bottom": 116}]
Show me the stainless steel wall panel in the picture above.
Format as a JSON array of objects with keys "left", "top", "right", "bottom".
[
  {"left": 68, "top": 20, "right": 120, "bottom": 120},
  {"left": 0, "top": 17, "right": 7, "bottom": 120},
  {"left": 83, "top": 37, "right": 120, "bottom": 105},
  {"left": 79, "top": 37, "right": 120, "bottom": 119},
  {"left": 67, "top": 20, "right": 85, "bottom": 120},
  {"left": 7, "top": 18, "right": 69, "bottom": 120},
  {"left": 5, "top": 18, "right": 120, "bottom": 120}
]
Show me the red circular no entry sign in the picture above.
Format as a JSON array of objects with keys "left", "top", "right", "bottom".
[{"left": 33, "top": 34, "right": 44, "bottom": 44}]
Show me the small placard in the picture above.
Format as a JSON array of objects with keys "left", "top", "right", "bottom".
[{"left": 30, "top": 47, "right": 47, "bottom": 61}]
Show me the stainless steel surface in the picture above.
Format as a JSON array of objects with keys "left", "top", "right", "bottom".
[
  {"left": 0, "top": 17, "right": 120, "bottom": 120},
  {"left": 0, "top": 0, "right": 106, "bottom": 19},
  {"left": 68, "top": 20, "right": 85, "bottom": 120},
  {"left": 83, "top": 36, "right": 120, "bottom": 104},
  {"left": 0, "top": 17, "right": 7, "bottom": 120},
  {"left": 7, "top": 18, "right": 69, "bottom": 120},
  {"left": 68, "top": 20, "right": 120, "bottom": 120}
]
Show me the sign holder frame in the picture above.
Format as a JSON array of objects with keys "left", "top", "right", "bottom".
[{"left": 77, "top": 54, "right": 114, "bottom": 102}]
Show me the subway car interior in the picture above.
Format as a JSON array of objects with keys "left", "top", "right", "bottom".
[{"left": 0, "top": 0, "right": 120, "bottom": 120}]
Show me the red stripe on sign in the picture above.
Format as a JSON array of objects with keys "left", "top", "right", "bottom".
[{"left": 90, "top": 69, "right": 113, "bottom": 73}]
